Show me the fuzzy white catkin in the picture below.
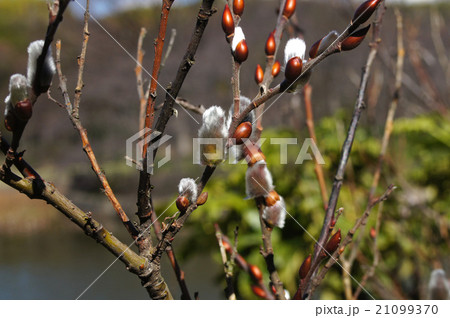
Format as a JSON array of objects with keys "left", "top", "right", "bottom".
[
  {"left": 284, "top": 38, "right": 306, "bottom": 66},
  {"left": 178, "top": 178, "right": 198, "bottom": 203},
  {"left": 428, "top": 269, "right": 450, "bottom": 300},
  {"left": 245, "top": 160, "right": 274, "bottom": 198},
  {"left": 198, "top": 106, "right": 228, "bottom": 166},
  {"left": 231, "top": 27, "right": 245, "bottom": 52},
  {"left": 8, "top": 74, "right": 28, "bottom": 105},
  {"left": 27, "top": 40, "right": 56, "bottom": 90},
  {"left": 262, "top": 196, "right": 286, "bottom": 228}
]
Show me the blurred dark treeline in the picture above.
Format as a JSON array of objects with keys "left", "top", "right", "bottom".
[{"left": 0, "top": 0, "right": 448, "bottom": 299}]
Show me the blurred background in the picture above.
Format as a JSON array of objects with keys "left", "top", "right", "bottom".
[{"left": 0, "top": 0, "right": 448, "bottom": 299}]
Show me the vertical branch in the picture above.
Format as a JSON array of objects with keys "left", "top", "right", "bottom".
[
  {"left": 256, "top": 199, "right": 286, "bottom": 300},
  {"left": 136, "top": 0, "right": 174, "bottom": 232},
  {"left": 303, "top": 84, "right": 328, "bottom": 209},
  {"left": 151, "top": 212, "right": 192, "bottom": 300},
  {"left": 54, "top": 3, "right": 138, "bottom": 239},
  {"left": 216, "top": 230, "right": 237, "bottom": 300},
  {"left": 303, "top": 4, "right": 386, "bottom": 299},
  {"left": 351, "top": 8, "right": 405, "bottom": 299},
  {"left": 255, "top": 0, "right": 288, "bottom": 138},
  {"left": 135, "top": 27, "right": 147, "bottom": 131}
]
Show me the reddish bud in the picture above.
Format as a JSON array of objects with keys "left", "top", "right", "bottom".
[
  {"left": 249, "top": 264, "right": 263, "bottom": 281},
  {"left": 265, "top": 33, "right": 276, "bottom": 56},
  {"left": 325, "top": 229, "right": 342, "bottom": 255},
  {"left": 352, "top": 0, "right": 382, "bottom": 27},
  {"left": 283, "top": 0, "right": 296, "bottom": 19},
  {"left": 299, "top": 254, "right": 312, "bottom": 279},
  {"left": 341, "top": 25, "right": 370, "bottom": 51},
  {"left": 4, "top": 113, "right": 18, "bottom": 132},
  {"left": 370, "top": 227, "right": 376, "bottom": 239},
  {"left": 196, "top": 192, "right": 208, "bottom": 206},
  {"left": 251, "top": 285, "right": 267, "bottom": 299},
  {"left": 233, "top": 122, "right": 252, "bottom": 144},
  {"left": 284, "top": 57, "right": 303, "bottom": 82},
  {"left": 271, "top": 284, "right": 276, "bottom": 295},
  {"left": 234, "top": 40, "right": 249, "bottom": 63},
  {"left": 176, "top": 196, "right": 190, "bottom": 213},
  {"left": 15, "top": 99, "right": 33, "bottom": 121},
  {"left": 221, "top": 239, "right": 233, "bottom": 253},
  {"left": 255, "top": 64, "right": 264, "bottom": 84},
  {"left": 265, "top": 190, "right": 280, "bottom": 207},
  {"left": 222, "top": 4, "right": 234, "bottom": 36},
  {"left": 271, "top": 60, "right": 281, "bottom": 77},
  {"left": 233, "top": 0, "right": 244, "bottom": 17}
]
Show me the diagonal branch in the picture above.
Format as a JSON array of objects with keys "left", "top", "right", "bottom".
[{"left": 302, "top": 3, "right": 387, "bottom": 299}]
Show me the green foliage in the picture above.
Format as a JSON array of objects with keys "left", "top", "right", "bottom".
[{"left": 162, "top": 112, "right": 450, "bottom": 300}]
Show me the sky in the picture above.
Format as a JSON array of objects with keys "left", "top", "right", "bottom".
[
  {"left": 69, "top": 0, "right": 447, "bottom": 19},
  {"left": 69, "top": 0, "right": 200, "bottom": 19}
]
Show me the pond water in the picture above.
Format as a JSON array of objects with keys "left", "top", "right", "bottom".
[{"left": 0, "top": 230, "right": 223, "bottom": 300}]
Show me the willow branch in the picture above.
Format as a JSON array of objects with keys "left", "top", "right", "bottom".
[
  {"left": 303, "top": 84, "right": 328, "bottom": 209},
  {"left": 135, "top": 27, "right": 147, "bottom": 131},
  {"left": 151, "top": 211, "right": 191, "bottom": 299},
  {"left": 255, "top": 0, "right": 288, "bottom": 135},
  {"left": 54, "top": 36, "right": 138, "bottom": 239},
  {"left": 310, "top": 185, "right": 395, "bottom": 297},
  {"left": 136, "top": 0, "right": 175, "bottom": 229},
  {"left": 351, "top": 9, "right": 404, "bottom": 299},
  {"left": 255, "top": 200, "right": 285, "bottom": 300},
  {"left": 302, "top": 4, "right": 386, "bottom": 299},
  {"left": 215, "top": 224, "right": 274, "bottom": 300}
]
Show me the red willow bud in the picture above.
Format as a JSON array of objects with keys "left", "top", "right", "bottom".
[
  {"left": 299, "top": 254, "right": 312, "bottom": 279},
  {"left": 341, "top": 25, "right": 370, "bottom": 51},
  {"left": 4, "top": 113, "right": 18, "bottom": 132},
  {"left": 284, "top": 57, "right": 303, "bottom": 82},
  {"left": 234, "top": 40, "right": 248, "bottom": 63},
  {"left": 233, "top": 121, "right": 252, "bottom": 144},
  {"left": 176, "top": 196, "right": 190, "bottom": 213},
  {"left": 283, "top": 0, "right": 296, "bottom": 19},
  {"left": 251, "top": 285, "right": 267, "bottom": 299},
  {"left": 222, "top": 4, "right": 234, "bottom": 36},
  {"left": 265, "top": 32, "right": 276, "bottom": 56},
  {"left": 271, "top": 60, "right": 281, "bottom": 77},
  {"left": 233, "top": 0, "right": 244, "bottom": 17},
  {"left": 370, "top": 227, "right": 376, "bottom": 239},
  {"left": 352, "top": 0, "right": 382, "bottom": 27},
  {"left": 249, "top": 264, "right": 263, "bottom": 281},
  {"left": 15, "top": 99, "right": 33, "bottom": 121},
  {"left": 265, "top": 190, "right": 280, "bottom": 207},
  {"left": 255, "top": 64, "right": 264, "bottom": 84},
  {"left": 221, "top": 239, "right": 233, "bottom": 253},
  {"left": 196, "top": 192, "right": 208, "bottom": 206},
  {"left": 325, "top": 229, "right": 341, "bottom": 255}
]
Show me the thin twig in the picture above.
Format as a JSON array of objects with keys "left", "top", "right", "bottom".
[
  {"left": 351, "top": 8, "right": 404, "bottom": 299},
  {"left": 136, "top": 0, "right": 175, "bottom": 230},
  {"left": 215, "top": 224, "right": 274, "bottom": 300},
  {"left": 135, "top": 27, "right": 147, "bottom": 131},
  {"left": 254, "top": 0, "right": 288, "bottom": 137},
  {"left": 303, "top": 4, "right": 387, "bottom": 299},
  {"left": 303, "top": 84, "right": 328, "bottom": 209},
  {"left": 54, "top": 28, "right": 138, "bottom": 238},
  {"left": 310, "top": 185, "right": 395, "bottom": 296},
  {"left": 161, "top": 28, "right": 177, "bottom": 67},
  {"left": 256, "top": 199, "right": 286, "bottom": 300},
  {"left": 215, "top": 230, "right": 236, "bottom": 300},
  {"left": 151, "top": 210, "right": 191, "bottom": 299}
]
